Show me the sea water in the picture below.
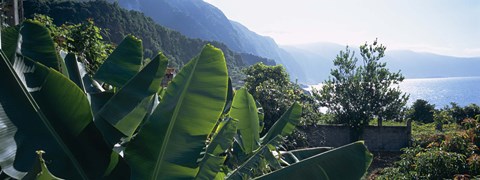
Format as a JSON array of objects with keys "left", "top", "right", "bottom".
[{"left": 307, "top": 76, "right": 480, "bottom": 108}]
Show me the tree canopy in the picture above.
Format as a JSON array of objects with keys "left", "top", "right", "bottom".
[
  {"left": 315, "top": 40, "right": 408, "bottom": 140},
  {"left": 243, "top": 63, "right": 321, "bottom": 149}
]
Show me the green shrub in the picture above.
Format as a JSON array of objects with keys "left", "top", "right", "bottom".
[
  {"left": 376, "top": 167, "right": 413, "bottom": 180},
  {"left": 461, "top": 118, "right": 478, "bottom": 130},
  {"left": 441, "top": 132, "right": 473, "bottom": 155},
  {"left": 415, "top": 148, "right": 467, "bottom": 179},
  {"left": 409, "top": 99, "right": 435, "bottom": 123},
  {"left": 467, "top": 154, "right": 480, "bottom": 175},
  {"left": 462, "top": 118, "right": 480, "bottom": 150},
  {"left": 395, "top": 146, "right": 423, "bottom": 173},
  {"left": 413, "top": 133, "right": 445, "bottom": 148}
]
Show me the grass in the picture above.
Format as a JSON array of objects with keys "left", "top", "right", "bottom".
[
  {"left": 411, "top": 122, "right": 460, "bottom": 140},
  {"left": 368, "top": 119, "right": 406, "bottom": 126},
  {"left": 368, "top": 119, "right": 461, "bottom": 140}
]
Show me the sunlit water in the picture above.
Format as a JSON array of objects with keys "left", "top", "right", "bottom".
[{"left": 307, "top": 76, "right": 480, "bottom": 108}]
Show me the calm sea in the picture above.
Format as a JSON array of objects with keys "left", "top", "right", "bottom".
[{"left": 307, "top": 76, "right": 480, "bottom": 108}]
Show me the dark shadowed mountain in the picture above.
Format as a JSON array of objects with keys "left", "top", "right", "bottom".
[
  {"left": 283, "top": 43, "right": 480, "bottom": 84},
  {"left": 111, "top": 0, "right": 307, "bottom": 82}
]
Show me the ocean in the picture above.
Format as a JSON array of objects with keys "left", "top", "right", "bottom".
[{"left": 307, "top": 76, "right": 480, "bottom": 108}]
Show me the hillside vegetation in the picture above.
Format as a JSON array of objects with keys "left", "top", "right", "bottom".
[
  {"left": 111, "top": 0, "right": 307, "bottom": 82},
  {"left": 24, "top": 0, "right": 274, "bottom": 83}
]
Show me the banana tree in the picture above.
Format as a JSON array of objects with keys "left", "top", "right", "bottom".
[
  {"left": 0, "top": 20, "right": 129, "bottom": 179},
  {"left": 0, "top": 18, "right": 373, "bottom": 180}
]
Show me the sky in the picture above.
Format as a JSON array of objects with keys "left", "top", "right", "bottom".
[{"left": 204, "top": 0, "right": 480, "bottom": 57}]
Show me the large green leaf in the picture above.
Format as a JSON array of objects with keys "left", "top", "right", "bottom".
[
  {"left": 0, "top": 52, "right": 128, "bottom": 179},
  {"left": 195, "top": 118, "right": 238, "bottom": 180},
  {"left": 125, "top": 44, "right": 228, "bottom": 179},
  {"left": 230, "top": 88, "right": 260, "bottom": 154},
  {"left": 1, "top": 25, "right": 19, "bottom": 62},
  {"left": 226, "top": 136, "right": 282, "bottom": 180},
  {"left": 63, "top": 53, "right": 105, "bottom": 96},
  {"left": 256, "top": 142, "right": 373, "bottom": 180},
  {"left": 222, "top": 78, "right": 234, "bottom": 114},
  {"left": 16, "top": 20, "right": 66, "bottom": 75},
  {"left": 94, "top": 35, "right": 143, "bottom": 88},
  {"left": 261, "top": 103, "right": 302, "bottom": 144},
  {"left": 279, "top": 147, "right": 333, "bottom": 165},
  {"left": 206, "top": 118, "right": 239, "bottom": 156},
  {"left": 90, "top": 92, "right": 114, "bottom": 116},
  {"left": 95, "top": 53, "right": 168, "bottom": 145},
  {"left": 64, "top": 53, "right": 86, "bottom": 92}
]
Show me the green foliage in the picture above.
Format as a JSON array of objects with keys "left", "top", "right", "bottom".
[
  {"left": 376, "top": 167, "right": 411, "bottom": 180},
  {"left": 0, "top": 18, "right": 373, "bottom": 180},
  {"left": 0, "top": 21, "right": 127, "bottom": 179},
  {"left": 230, "top": 88, "right": 261, "bottom": 154},
  {"left": 244, "top": 62, "right": 322, "bottom": 128},
  {"left": 93, "top": 35, "right": 143, "bottom": 88},
  {"left": 315, "top": 40, "right": 408, "bottom": 140},
  {"left": 441, "top": 132, "right": 473, "bottom": 155},
  {"left": 378, "top": 116, "right": 480, "bottom": 179},
  {"left": 16, "top": 19, "right": 66, "bottom": 74},
  {"left": 467, "top": 154, "right": 480, "bottom": 175},
  {"left": 94, "top": 53, "right": 168, "bottom": 146},
  {"left": 33, "top": 14, "right": 114, "bottom": 75},
  {"left": 243, "top": 63, "right": 321, "bottom": 149},
  {"left": 433, "top": 110, "right": 453, "bottom": 131},
  {"left": 257, "top": 142, "right": 373, "bottom": 180},
  {"left": 445, "top": 102, "right": 480, "bottom": 123},
  {"left": 124, "top": 44, "right": 228, "bottom": 179},
  {"left": 409, "top": 99, "right": 435, "bottom": 123},
  {"left": 379, "top": 148, "right": 468, "bottom": 180},
  {"left": 244, "top": 63, "right": 290, "bottom": 95},
  {"left": 415, "top": 149, "right": 467, "bottom": 179}
]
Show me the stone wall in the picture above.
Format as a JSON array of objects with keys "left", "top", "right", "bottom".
[{"left": 301, "top": 124, "right": 411, "bottom": 152}]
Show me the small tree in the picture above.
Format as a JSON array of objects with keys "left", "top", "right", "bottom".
[
  {"left": 409, "top": 99, "right": 435, "bottom": 123},
  {"left": 315, "top": 39, "right": 408, "bottom": 141},
  {"left": 33, "top": 14, "right": 114, "bottom": 75},
  {"left": 244, "top": 63, "right": 321, "bottom": 127}
]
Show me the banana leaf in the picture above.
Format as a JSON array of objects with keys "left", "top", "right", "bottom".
[
  {"left": 94, "top": 35, "right": 143, "bottom": 88},
  {"left": 1, "top": 25, "right": 19, "bottom": 62},
  {"left": 256, "top": 142, "right": 373, "bottom": 180},
  {"left": 195, "top": 118, "right": 238, "bottom": 179},
  {"left": 226, "top": 136, "right": 282, "bottom": 180},
  {"left": 222, "top": 78, "right": 234, "bottom": 114},
  {"left": 261, "top": 103, "right": 302, "bottom": 144},
  {"left": 16, "top": 20, "right": 67, "bottom": 76},
  {"left": 0, "top": 52, "right": 129, "bottom": 179},
  {"left": 125, "top": 44, "right": 228, "bottom": 179},
  {"left": 279, "top": 147, "right": 333, "bottom": 165},
  {"left": 94, "top": 53, "right": 167, "bottom": 146},
  {"left": 90, "top": 92, "right": 114, "bottom": 116},
  {"left": 23, "top": 151, "right": 63, "bottom": 180},
  {"left": 64, "top": 53, "right": 86, "bottom": 92},
  {"left": 230, "top": 88, "right": 260, "bottom": 154}
]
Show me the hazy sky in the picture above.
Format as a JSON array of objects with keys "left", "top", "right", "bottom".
[{"left": 204, "top": 0, "right": 480, "bottom": 57}]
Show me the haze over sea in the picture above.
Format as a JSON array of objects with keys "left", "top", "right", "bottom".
[{"left": 307, "top": 76, "right": 480, "bottom": 109}]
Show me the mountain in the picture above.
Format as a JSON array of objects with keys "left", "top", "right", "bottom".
[
  {"left": 111, "top": 0, "right": 307, "bottom": 82},
  {"left": 283, "top": 42, "right": 480, "bottom": 84},
  {"left": 23, "top": 0, "right": 273, "bottom": 84},
  {"left": 385, "top": 50, "right": 480, "bottom": 79},
  {"left": 282, "top": 43, "right": 345, "bottom": 83}
]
